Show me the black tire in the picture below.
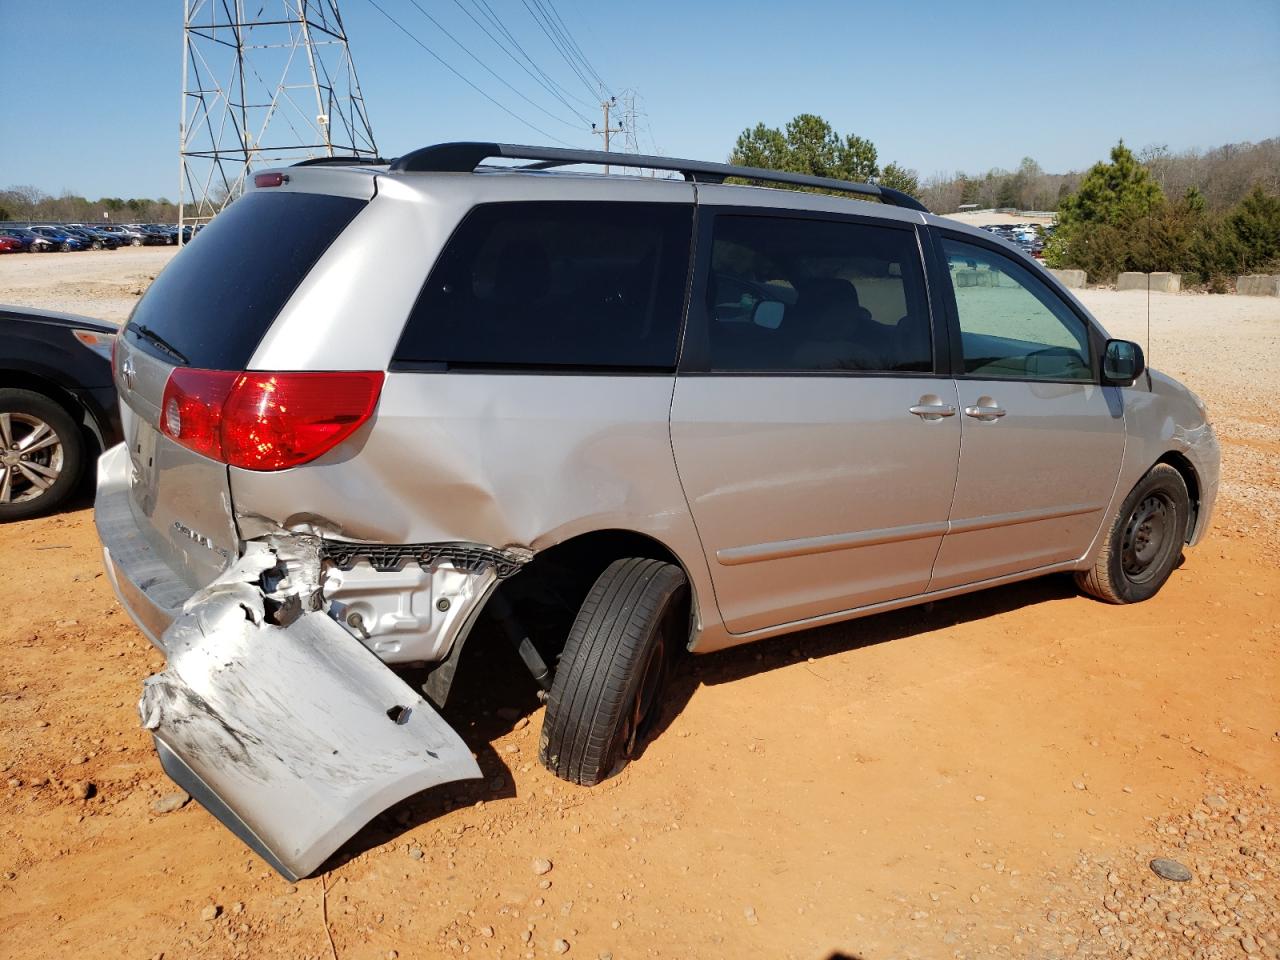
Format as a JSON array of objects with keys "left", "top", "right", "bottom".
[
  {"left": 1076, "top": 463, "right": 1189, "bottom": 604},
  {"left": 0, "top": 389, "right": 85, "bottom": 522},
  {"left": 131, "top": 238, "right": 143, "bottom": 247},
  {"left": 91, "top": 241, "right": 103, "bottom": 250},
  {"left": 60, "top": 241, "right": 73, "bottom": 252},
  {"left": 539, "top": 558, "right": 687, "bottom": 786}
]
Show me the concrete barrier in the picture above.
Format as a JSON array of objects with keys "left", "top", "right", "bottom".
[
  {"left": 952, "top": 268, "right": 998, "bottom": 288},
  {"left": 1236, "top": 274, "right": 1280, "bottom": 297},
  {"left": 1049, "top": 268, "right": 1087, "bottom": 288},
  {"left": 1116, "top": 272, "right": 1181, "bottom": 292}
]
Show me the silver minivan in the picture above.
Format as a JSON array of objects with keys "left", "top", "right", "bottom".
[{"left": 95, "top": 142, "right": 1219, "bottom": 879}]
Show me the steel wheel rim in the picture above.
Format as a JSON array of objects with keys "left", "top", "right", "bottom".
[
  {"left": 0, "top": 412, "right": 64, "bottom": 504},
  {"left": 1121, "top": 493, "right": 1173, "bottom": 583}
]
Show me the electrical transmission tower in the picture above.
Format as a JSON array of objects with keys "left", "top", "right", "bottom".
[{"left": 178, "top": 0, "right": 378, "bottom": 238}]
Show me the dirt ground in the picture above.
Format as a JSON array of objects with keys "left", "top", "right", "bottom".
[{"left": 1, "top": 249, "right": 1278, "bottom": 960}]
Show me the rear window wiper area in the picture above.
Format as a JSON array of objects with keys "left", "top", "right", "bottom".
[{"left": 129, "top": 323, "right": 190, "bottom": 366}]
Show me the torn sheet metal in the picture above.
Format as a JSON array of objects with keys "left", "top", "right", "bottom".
[{"left": 140, "top": 552, "right": 481, "bottom": 880}]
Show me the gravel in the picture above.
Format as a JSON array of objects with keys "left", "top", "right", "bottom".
[
  {"left": 1040, "top": 779, "right": 1278, "bottom": 958},
  {"left": 1150, "top": 857, "right": 1194, "bottom": 882},
  {"left": 151, "top": 791, "right": 189, "bottom": 815}
]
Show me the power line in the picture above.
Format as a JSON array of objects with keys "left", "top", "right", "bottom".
[
  {"left": 536, "top": 0, "right": 608, "bottom": 93},
  {"left": 520, "top": 0, "right": 599, "bottom": 100},
  {"left": 364, "top": 0, "right": 575, "bottom": 147},
  {"left": 468, "top": 0, "right": 595, "bottom": 111},
  {"left": 404, "top": 0, "right": 584, "bottom": 131},
  {"left": 449, "top": 0, "right": 594, "bottom": 123}
]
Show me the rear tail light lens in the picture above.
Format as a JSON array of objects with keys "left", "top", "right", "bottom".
[{"left": 160, "top": 369, "right": 383, "bottom": 471}]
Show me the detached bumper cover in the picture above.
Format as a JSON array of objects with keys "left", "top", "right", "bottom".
[
  {"left": 96, "top": 443, "right": 483, "bottom": 879},
  {"left": 141, "top": 580, "right": 480, "bottom": 880}
]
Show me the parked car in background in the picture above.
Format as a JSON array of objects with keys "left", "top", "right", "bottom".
[
  {"left": 68, "top": 225, "right": 124, "bottom": 250},
  {"left": 96, "top": 141, "right": 1219, "bottom": 881},
  {"left": 0, "top": 227, "right": 58, "bottom": 253},
  {"left": 62, "top": 226, "right": 120, "bottom": 251},
  {"left": 0, "top": 236, "right": 23, "bottom": 254},
  {"left": 28, "top": 225, "right": 88, "bottom": 252},
  {"left": 1, "top": 305, "right": 120, "bottom": 520},
  {"left": 126, "top": 223, "right": 176, "bottom": 245},
  {"left": 98, "top": 224, "right": 150, "bottom": 246}
]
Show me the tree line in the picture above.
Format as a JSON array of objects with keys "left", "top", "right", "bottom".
[
  {"left": 1045, "top": 141, "right": 1280, "bottom": 287},
  {"left": 919, "top": 138, "right": 1279, "bottom": 216},
  {"left": 0, "top": 185, "right": 179, "bottom": 224},
  {"left": 728, "top": 116, "right": 1279, "bottom": 285}
]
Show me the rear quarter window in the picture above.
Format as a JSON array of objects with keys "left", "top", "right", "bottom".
[
  {"left": 394, "top": 201, "right": 694, "bottom": 371},
  {"left": 125, "top": 190, "right": 365, "bottom": 369}
]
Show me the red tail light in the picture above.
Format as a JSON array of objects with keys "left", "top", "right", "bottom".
[{"left": 160, "top": 369, "right": 383, "bottom": 471}]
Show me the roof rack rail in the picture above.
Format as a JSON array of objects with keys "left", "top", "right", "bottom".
[
  {"left": 388, "top": 142, "right": 929, "bottom": 213},
  {"left": 291, "top": 155, "right": 390, "bottom": 167}
]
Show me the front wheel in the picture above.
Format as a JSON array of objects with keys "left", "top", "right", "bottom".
[
  {"left": 60, "top": 242, "right": 73, "bottom": 252},
  {"left": 131, "top": 238, "right": 143, "bottom": 247},
  {"left": 539, "top": 558, "right": 687, "bottom": 786},
  {"left": 1076, "top": 463, "right": 1189, "bottom": 604}
]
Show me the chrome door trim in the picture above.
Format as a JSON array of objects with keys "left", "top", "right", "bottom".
[{"left": 715, "top": 519, "right": 950, "bottom": 566}]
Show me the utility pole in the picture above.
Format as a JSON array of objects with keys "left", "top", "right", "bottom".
[
  {"left": 591, "top": 95, "right": 624, "bottom": 174},
  {"left": 178, "top": 0, "right": 378, "bottom": 245}
]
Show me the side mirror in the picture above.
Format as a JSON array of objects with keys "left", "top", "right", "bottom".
[
  {"left": 751, "top": 300, "right": 785, "bottom": 330},
  {"left": 1102, "top": 339, "right": 1145, "bottom": 386}
]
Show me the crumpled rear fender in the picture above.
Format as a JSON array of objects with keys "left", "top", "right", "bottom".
[{"left": 140, "top": 545, "right": 481, "bottom": 880}]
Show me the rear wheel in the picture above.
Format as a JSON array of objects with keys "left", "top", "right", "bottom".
[
  {"left": 0, "top": 389, "right": 84, "bottom": 522},
  {"left": 539, "top": 558, "right": 687, "bottom": 786},
  {"left": 60, "top": 242, "right": 73, "bottom": 252},
  {"left": 1076, "top": 463, "right": 1189, "bottom": 604},
  {"left": 131, "top": 238, "right": 143, "bottom": 247}
]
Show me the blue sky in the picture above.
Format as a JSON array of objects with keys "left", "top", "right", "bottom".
[{"left": 1, "top": 0, "right": 1277, "bottom": 199}]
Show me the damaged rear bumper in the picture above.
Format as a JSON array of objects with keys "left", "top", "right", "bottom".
[
  {"left": 142, "top": 562, "right": 480, "bottom": 880},
  {"left": 95, "top": 442, "right": 191, "bottom": 647},
  {"left": 95, "top": 443, "right": 491, "bottom": 878}
]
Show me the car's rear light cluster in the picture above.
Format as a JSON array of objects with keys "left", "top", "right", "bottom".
[{"left": 160, "top": 369, "right": 384, "bottom": 471}]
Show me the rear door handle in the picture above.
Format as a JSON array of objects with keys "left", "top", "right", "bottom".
[
  {"left": 963, "top": 404, "right": 1007, "bottom": 421},
  {"left": 909, "top": 402, "right": 956, "bottom": 420}
]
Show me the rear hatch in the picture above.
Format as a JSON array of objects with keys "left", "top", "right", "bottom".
[{"left": 114, "top": 184, "right": 371, "bottom": 592}]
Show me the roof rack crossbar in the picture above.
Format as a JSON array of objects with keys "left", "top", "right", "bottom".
[{"left": 388, "top": 142, "right": 928, "bottom": 212}]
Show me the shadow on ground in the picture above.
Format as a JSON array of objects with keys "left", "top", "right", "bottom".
[{"left": 330, "top": 571, "right": 1080, "bottom": 868}]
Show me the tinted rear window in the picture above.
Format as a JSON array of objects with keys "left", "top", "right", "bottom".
[
  {"left": 125, "top": 190, "right": 365, "bottom": 369},
  {"left": 394, "top": 201, "right": 693, "bottom": 371},
  {"left": 703, "top": 215, "right": 932, "bottom": 373}
]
